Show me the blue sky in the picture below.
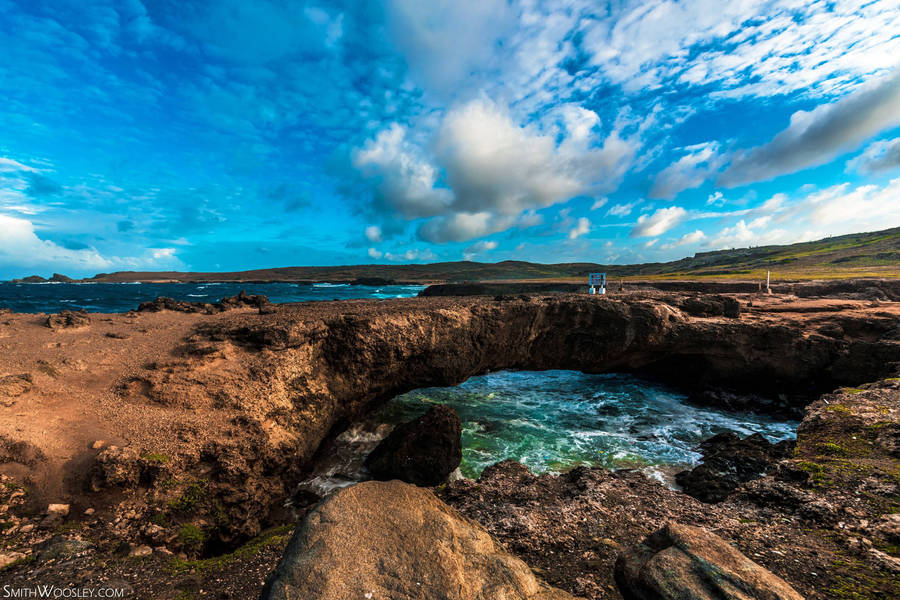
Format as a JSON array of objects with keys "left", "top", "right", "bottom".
[{"left": 1, "top": 0, "right": 899, "bottom": 278}]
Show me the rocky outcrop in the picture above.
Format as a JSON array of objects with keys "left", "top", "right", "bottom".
[
  {"left": 46, "top": 309, "right": 90, "bottom": 329},
  {"left": 136, "top": 290, "right": 270, "bottom": 314},
  {"left": 614, "top": 522, "right": 804, "bottom": 600},
  {"left": 0, "top": 374, "right": 32, "bottom": 405},
  {"left": 49, "top": 273, "right": 74, "bottom": 283},
  {"left": 364, "top": 404, "right": 462, "bottom": 486},
  {"left": 677, "top": 294, "right": 741, "bottom": 318},
  {"left": 675, "top": 432, "right": 794, "bottom": 503},
  {"left": 262, "top": 480, "right": 578, "bottom": 600}
]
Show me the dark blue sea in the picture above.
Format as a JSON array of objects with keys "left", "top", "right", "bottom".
[{"left": 0, "top": 282, "right": 425, "bottom": 313}]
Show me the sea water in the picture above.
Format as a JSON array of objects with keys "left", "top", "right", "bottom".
[
  {"left": 295, "top": 370, "right": 797, "bottom": 497},
  {"left": 0, "top": 281, "right": 425, "bottom": 313}
]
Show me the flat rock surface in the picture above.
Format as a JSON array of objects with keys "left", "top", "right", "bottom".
[{"left": 263, "top": 480, "right": 578, "bottom": 600}]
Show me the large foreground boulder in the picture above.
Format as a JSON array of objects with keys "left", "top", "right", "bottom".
[
  {"left": 675, "top": 432, "right": 794, "bottom": 503},
  {"left": 262, "top": 480, "right": 577, "bottom": 600},
  {"left": 46, "top": 309, "right": 90, "bottom": 329},
  {"left": 365, "top": 404, "right": 462, "bottom": 486},
  {"left": 615, "top": 522, "right": 803, "bottom": 600}
]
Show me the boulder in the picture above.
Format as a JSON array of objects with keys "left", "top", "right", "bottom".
[
  {"left": 675, "top": 432, "right": 794, "bottom": 503},
  {"left": 46, "top": 309, "right": 91, "bottom": 329},
  {"left": 262, "top": 480, "right": 577, "bottom": 600},
  {"left": 678, "top": 295, "right": 741, "bottom": 318},
  {"left": 0, "top": 374, "right": 33, "bottom": 404},
  {"left": 615, "top": 522, "right": 803, "bottom": 600},
  {"left": 365, "top": 404, "right": 462, "bottom": 486}
]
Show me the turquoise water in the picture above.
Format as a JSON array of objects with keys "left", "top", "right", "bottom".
[{"left": 370, "top": 370, "right": 797, "bottom": 480}]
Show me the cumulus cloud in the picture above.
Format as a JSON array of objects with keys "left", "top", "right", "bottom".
[
  {"left": 630, "top": 206, "right": 686, "bottom": 237},
  {"left": 463, "top": 239, "right": 498, "bottom": 260},
  {"left": 0, "top": 214, "right": 113, "bottom": 273},
  {"left": 720, "top": 72, "right": 900, "bottom": 187},
  {"left": 568, "top": 217, "right": 590, "bottom": 239},
  {"left": 650, "top": 142, "right": 722, "bottom": 199},
  {"left": 706, "top": 191, "right": 725, "bottom": 207},
  {"left": 846, "top": 137, "right": 900, "bottom": 174},
  {"left": 356, "top": 98, "right": 637, "bottom": 244},
  {"left": 367, "top": 247, "right": 383, "bottom": 259}
]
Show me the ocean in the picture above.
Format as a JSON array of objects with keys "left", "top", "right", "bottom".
[{"left": 0, "top": 281, "right": 426, "bottom": 313}]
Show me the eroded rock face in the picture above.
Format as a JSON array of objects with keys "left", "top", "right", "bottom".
[
  {"left": 675, "top": 432, "right": 795, "bottom": 503},
  {"left": 614, "top": 522, "right": 804, "bottom": 600},
  {"left": 262, "top": 480, "right": 578, "bottom": 600},
  {"left": 364, "top": 404, "right": 462, "bottom": 486}
]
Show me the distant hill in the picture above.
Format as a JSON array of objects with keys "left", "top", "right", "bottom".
[{"left": 10, "top": 227, "right": 900, "bottom": 284}]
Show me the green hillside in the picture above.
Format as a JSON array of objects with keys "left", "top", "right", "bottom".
[{"left": 11, "top": 227, "right": 900, "bottom": 284}]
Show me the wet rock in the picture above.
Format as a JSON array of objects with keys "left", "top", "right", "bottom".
[
  {"left": 137, "top": 291, "right": 270, "bottom": 314},
  {"left": 262, "top": 480, "right": 577, "bottom": 600},
  {"left": 615, "top": 522, "right": 803, "bottom": 600},
  {"left": 364, "top": 404, "right": 462, "bottom": 486},
  {"left": 675, "top": 432, "right": 794, "bottom": 503},
  {"left": 46, "top": 309, "right": 91, "bottom": 329}
]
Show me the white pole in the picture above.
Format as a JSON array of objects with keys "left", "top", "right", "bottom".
[{"left": 766, "top": 271, "right": 771, "bottom": 294}]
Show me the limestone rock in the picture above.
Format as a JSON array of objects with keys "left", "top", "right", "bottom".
[
  {"left": 615, "top": 522, "right": 803, "bottom": 600},
  {"left": 0, "top": 551, "right": 25, "bottom": 569},
  {"left": 46, "top": 309, "right": 90, "bottom": 330},
  {"left": 262, "top": 480, "right": 578, "bottom": 600},
  {"left": 365, "top": 404, "right": 462, "bottom": 486}
]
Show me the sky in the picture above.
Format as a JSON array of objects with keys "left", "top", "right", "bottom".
[{"left": 1, "top": 0, "right": 900, "bottom": 279}]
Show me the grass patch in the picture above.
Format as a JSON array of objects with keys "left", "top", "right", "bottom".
[
  {"left": 819, "top": 442, "right": 850, "bottom": 457},
  {"left": 178, "top": 524, "right": 207, "bottom": 554},
  {"left": 825, "top": 404, "right": 852, "bottom": 414},
  {"left": 168, "top": 480, "right": 207, "bottom": 513},
  {"left": 166, "top": 524, "right": 294, "bottom": 576},
  {"left": 141, "top": 452, "right": 170, "bottom": 464}
]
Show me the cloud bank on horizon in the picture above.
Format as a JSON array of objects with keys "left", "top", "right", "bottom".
[{"left": 1, "top": 0, "right": 899, "bottom": 278}]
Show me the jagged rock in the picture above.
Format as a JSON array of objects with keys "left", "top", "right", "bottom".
[
  {"left": 262, "top": 480, "right": 578, "bottom": 600},
  {"left": 89, "top": 445, "right": 141, "bottom": 490},
  {"left": 675, "top": 432, "right": 794, "bottom": 503},
  {"left": 365, "top": 404, "right": 462, "bottom": 486},
  {"left": 137, "top": 291, "right": 270, "bottom": 314},
  {"left": 615, "top": 522, "right": 803, "bottom": 600},
  {"left": 46, "top": 309, "right": 91, "bottom": 329}
]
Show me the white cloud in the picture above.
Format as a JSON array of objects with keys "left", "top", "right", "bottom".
[
  {"left": 367, "top": 247, "right": 383, "bottom": 259},
  {"left": 606, "top": 202, "right": 634, "bottom": 217},
  {"left": 0, "top": 214, "right": 183, "bottom": 276},
  {"left": 365, "top": 225, "right": 383, "bottom": 243},
  {"left": 720, "top": 71, "right": 900, "bottom": 187},
  {"left": 706, "top": 191, "right": 725, "bottom": 206},
  {"left": 630, "top": 206, "right": 686, "bottom": 237},
  {"left": 704, "top": 178, "right": 900, "bottom": 249},
  {"left": 568, "top": 217, "right": 590, "bottom": 239},
  {"left": 384, "top": 248, "right": 437, "bottom": 262},
  {"left": 846, "top": 137, "right": 900, "bottom": 174},
  {"left": 353, "top": 124, "right": 453, "bottom": 219},
  {"left": 660, "top": 229, "right": 706, "bottom": 250},
  {"left": 650, "top": 142, "right": 721, "bottom": 199},
  {"left": 356, "top": 98, "right": 637, "bottom": 244},
  {"left": 463, "top": 239, "right": 498, "bottom": 260},
  {"left": 0, "top": 157, "right": 38, "bottom": 173},
  {"left": 591, "top": 197, "right": 608, "bottom": 210}
]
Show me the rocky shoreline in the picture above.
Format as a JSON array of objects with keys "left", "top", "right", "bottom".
[{"left": 0, "top": 288, "right": 898, "bottom": 598}]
